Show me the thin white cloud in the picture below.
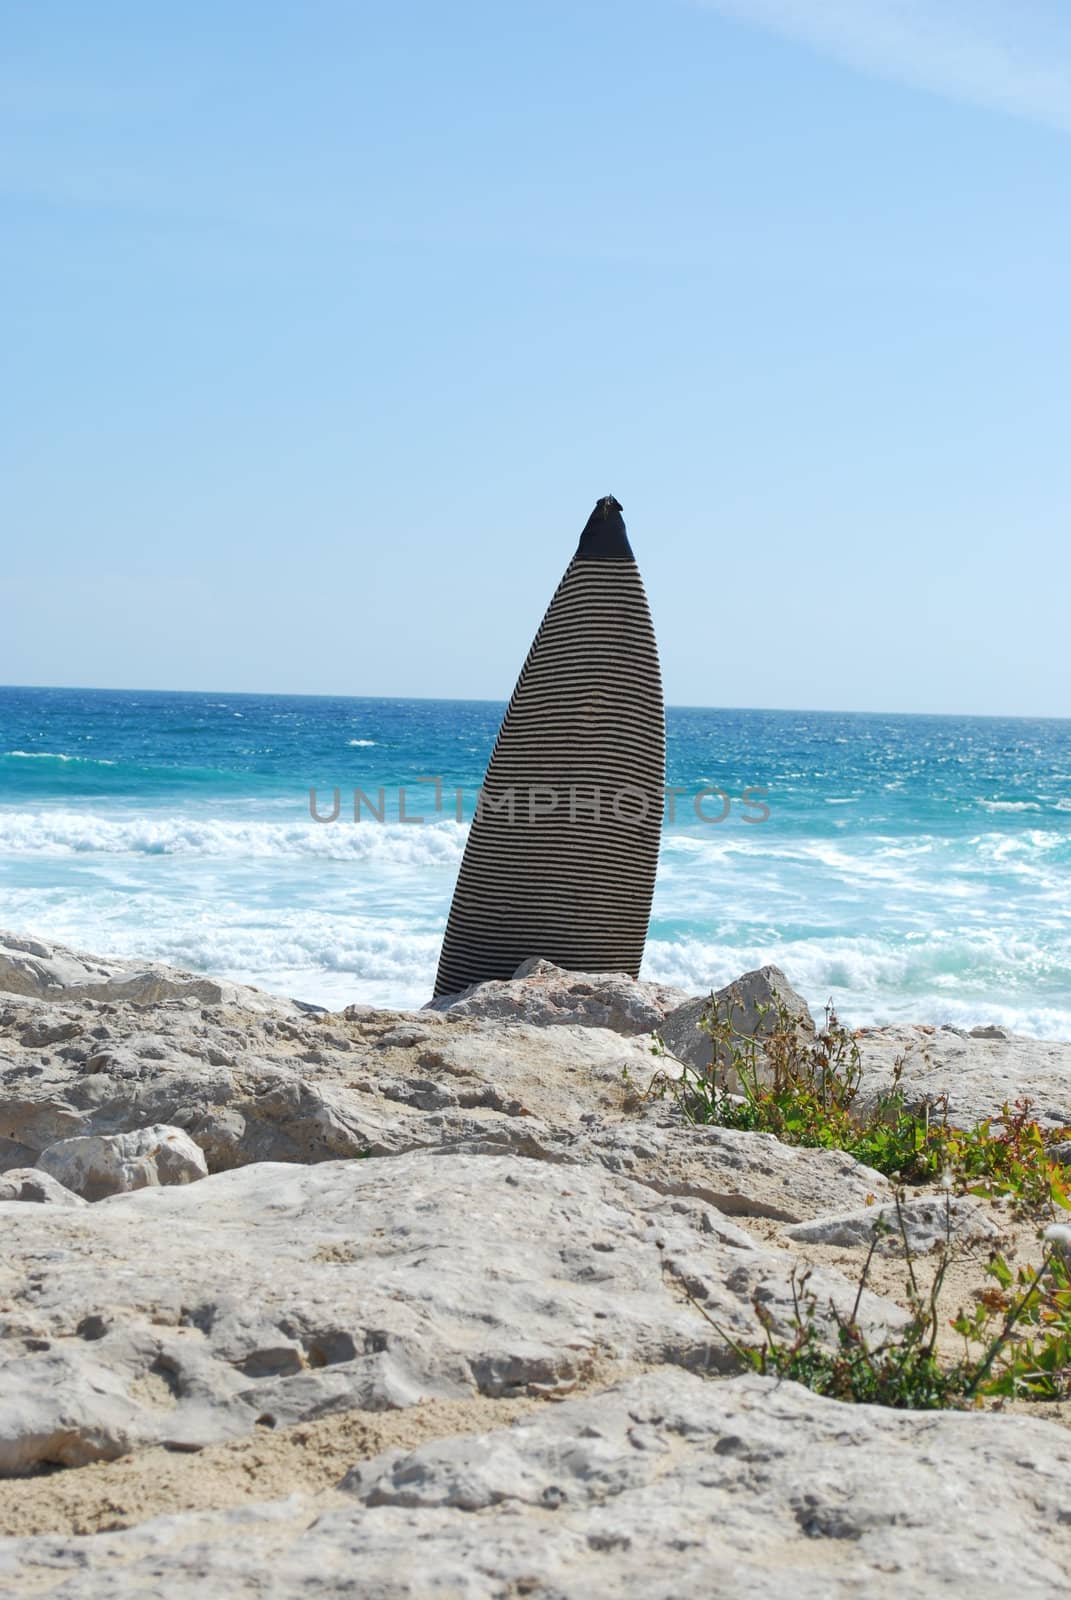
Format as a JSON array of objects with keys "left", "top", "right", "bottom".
[{"left": 693, "top": 0, "right": 1071, "bottom": 131}]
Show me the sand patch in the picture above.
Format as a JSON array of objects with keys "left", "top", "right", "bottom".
[
  {"left": 0, "top": 1391, "right": 538, "bottom": 1539},
  {"left": 0, "top": 1355, "right": 652, "bottom": 1540}
]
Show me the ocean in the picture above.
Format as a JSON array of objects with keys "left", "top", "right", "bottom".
[{"left": 1, "top": 686, "right": 1069, "bottom": 1034}]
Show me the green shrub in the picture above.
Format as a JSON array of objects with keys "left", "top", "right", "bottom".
[
  {"left": 665, "top": 1196, "right": 1071, "bottom": 1410},
  {"left": 648, "top": 993, "right": 1071, "bottom": 1214}
]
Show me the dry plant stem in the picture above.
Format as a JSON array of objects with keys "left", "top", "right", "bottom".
[
  {"left": 656, "top": 1242, "right": 754, "bottom": 1367},
  {"left": 921, "top": 1196, "right": 954, "bottom": 1360},
  {"left": 893, "top": 1191, "right": 922, "bottom": 1311},
  {"left": 850, "top": 1227, "right": 883, "bottom": 1327}
]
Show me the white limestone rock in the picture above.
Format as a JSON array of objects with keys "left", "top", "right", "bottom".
[
  {"left": 0, "top": 987, "right": 660, "bottom": 1171},
  {"left": 428, "top": 957, "right": 690, "bottom": 1034},
  {"left": 3, "top": 1369, "right": 1070, "bottom": 1598},
  {"left": 0, "top": 929, "right": 294, "bottom": 1013},
  {"left": 0, "top": 1153, "right": 904, "bottom": 1475},
  {"left": 0, "top": 1167, "right": 86, "bottom": 1206},
  {"left": 36, "top": 1125, "right": 208, "bottom": 1201},
  {"left": 441, "top": 1115, "right": 892, "bottom": 1223},
  {"left": 785, "top": 1193, "right": 1000, "bottom": 1253},
  {"left": 659, "top": 964, "right": 816, "bottom": 1081},
  {"left": 0, "top": 938, "right": 900, "bottom": 1226},
  {"left": 854, "top": 1024, "right": 1071, "bottom": 1129}
]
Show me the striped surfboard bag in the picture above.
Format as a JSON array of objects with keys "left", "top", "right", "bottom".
[{"left": 434, "top": 496, "right": 665, "bottom": 998}]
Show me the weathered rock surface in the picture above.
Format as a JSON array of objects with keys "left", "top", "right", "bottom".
[
  {"left": 3, "top": 1369, "right": 1070, "bottom": 1598},
  {"left": 854, "top": 1024, "right": 1071, "bottom": 1129},
  {"left": 0, "top": 1136, "right": 37, "bottom": 1172},
  {"left": 428, "top": 957, "right": 690, "bottom": 1034},
  {"left": 444, "top": 1114, "right": 892, "bottom": 1222},
  {"left": 335, "top": 1369, "right": 1071, "bottom": 1593},
  {"left": 786, "top": 1193, "right": 1000, "bottom": 1253},
  {"left": 4, "top": 933, "right": 1071, "bottom": 1595},
  {"left": 0, "top": 984, "right": 652, "bottom": 1170},
  {"left": 36, "top": 1125, "right": 208, "bottom": 1201},
  {"left": 0, "top": 1168, "right": 86, "bottom": 1207},
  {"left": 0, "top": 1152, "right": 903, "bottom": 1476},
  {"left": 658, "top": 964, "right": 816, "bottom": 1080},
  {"left": 0, "top": 947, "right": 886, "bottom": 1224},
  {"left": 0, "top": 931, "right": 241, "bottom": 1009}
]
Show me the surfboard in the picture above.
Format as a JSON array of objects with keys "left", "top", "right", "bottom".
[{"left": 434, "top": 495, "right": 665, "bottom": 997}]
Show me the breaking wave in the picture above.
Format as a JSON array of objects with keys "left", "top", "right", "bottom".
[{"left": 0, "top": 809, "right": 467, "bottom": 865}]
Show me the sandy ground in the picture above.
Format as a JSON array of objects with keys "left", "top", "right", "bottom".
[
  {"left": 0, "top": 1358, "right": 657, "bottom": 1541},
  {"left": 0, "top": 1391, "right": 541, "bottom": 1539}
]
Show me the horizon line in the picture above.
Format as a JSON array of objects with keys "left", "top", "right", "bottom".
[{"left": 1, "top": 682, "right": 1068, "bottom": 725}]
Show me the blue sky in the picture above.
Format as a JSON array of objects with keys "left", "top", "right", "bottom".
[{"left": 2, "top": 0, "right": 1069, "bottom": 715}]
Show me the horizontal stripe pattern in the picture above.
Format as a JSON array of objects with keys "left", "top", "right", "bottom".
[{"left": 434, "top": 551, "right": 664, "bottom": 996}]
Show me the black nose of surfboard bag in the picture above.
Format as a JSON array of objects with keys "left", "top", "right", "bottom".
[{"left": 434, "top": 496, "right": 665, "bottom": 998}]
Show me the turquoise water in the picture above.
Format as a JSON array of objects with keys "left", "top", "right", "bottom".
[{"left": 1, "top": 686, "right": 1069, "bottom": 1032}]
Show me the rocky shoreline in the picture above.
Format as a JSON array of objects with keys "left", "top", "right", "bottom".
[{"left": 2, "top": 931, "right": 1070, "bottom": 1596}]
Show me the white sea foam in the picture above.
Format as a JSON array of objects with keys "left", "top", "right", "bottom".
[
  {"left": 0, "top": 809, "right": 467, "bottom": 865},
  {"left": 659, "top": 831, "right": 967, "bottom": 897},
  {"left": 347, "top": 739, "right": 376, "bottom": 747},
  {"left": 978, "top": 800, "right": 1042, "bottom": 813},
  {"left": 4, "top": 866, "right": 1069, "bottom": 1030},
  {"left": 0, "top": 895, "right": 442, "bottom": 1011},
  {"left": 2, "top": 776, "right": 1069, "bottom": 1030},
  {"left": 664, "top": 824, "right": 1067, "bottom": 892},
  {"left": 5, "top": 751, "right": 116, "bottom": 765},
  {"left": 642, "top": 931, "right": 1071, "bottom": 1040},
  {"left": 151, "top": 917, "right": 441, "bottom": 1007}
]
